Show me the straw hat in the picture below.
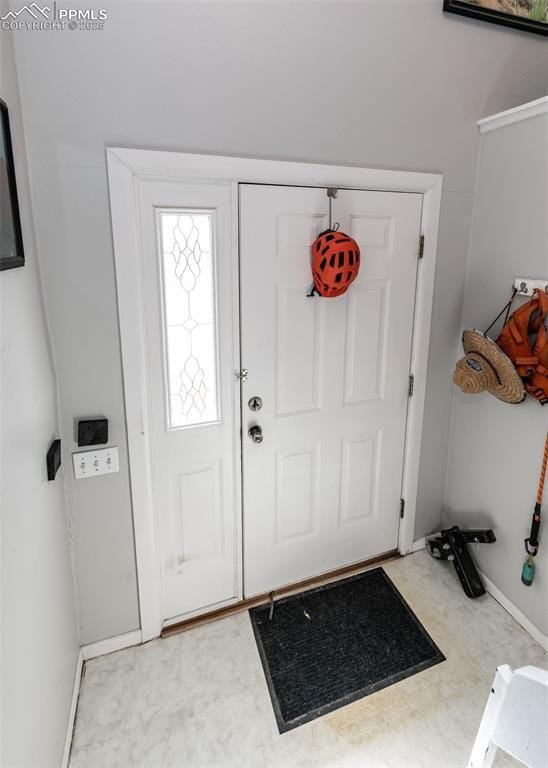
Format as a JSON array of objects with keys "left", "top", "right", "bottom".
[{"left": 453, "top": 330, "right": 525, "bottom": 404}]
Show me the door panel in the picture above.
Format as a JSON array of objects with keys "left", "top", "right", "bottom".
[
  {"left": 339, "top": 430, "right": 380, "bottom": 525},
  {"left": 137, "top": 181, "right": 239, "bottom": 621},
  {"left": 240, "top": 184, "right": 422, "bottom": 596},
  {"left": 276, "top": 287, "right": 322, "bottom": 415},
  {"left": 275, "top": 444, "right": 320, "bottom": 544},
  {"left": 343, "top": 282, "right": 389, "bottom": 404}
]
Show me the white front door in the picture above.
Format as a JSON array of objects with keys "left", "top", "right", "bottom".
[
  {"left": 240, "top": 184, "right": 422, "bottom": 596},
  {"left": 137, "top": 180, "right": 240, "bottom": 621},
  {"left": 124, "top": 176, "right": 422, "bottom": 624}
]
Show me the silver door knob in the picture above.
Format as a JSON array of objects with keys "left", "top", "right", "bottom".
[{"left": 248, "top": 425, "right": 263, "bottom": 444}]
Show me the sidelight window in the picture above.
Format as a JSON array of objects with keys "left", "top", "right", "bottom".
[{"left": 157, "top": 209, "right": 219, "bottom": 429}]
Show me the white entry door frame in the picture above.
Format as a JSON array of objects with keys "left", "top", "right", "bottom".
[{"left": 107, "top": 147, "right": 442, "bottom": 641}]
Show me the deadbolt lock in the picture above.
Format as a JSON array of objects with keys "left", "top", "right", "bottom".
[{"left": 248, "top": 396, "right": 263, "bottom": 412}]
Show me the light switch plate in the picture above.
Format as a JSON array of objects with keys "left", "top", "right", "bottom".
[{"left": 72, "top": 446, "right": 119, "bottom": 479}]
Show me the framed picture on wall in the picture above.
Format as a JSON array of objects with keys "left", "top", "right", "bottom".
[
  {"left": 0, "top": 99, "right": 24, "bottom": 271},
  {"left": 444, "top": 0, "right": 548, "bottom": 36}
]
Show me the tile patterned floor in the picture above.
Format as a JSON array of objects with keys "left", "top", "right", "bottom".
[{"left": 69, "top": 552, "right": 546, "bottom": 767}]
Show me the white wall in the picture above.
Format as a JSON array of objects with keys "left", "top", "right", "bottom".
[
  {"left": 445, "top": 110, "right": 548, "bottom": 637},
  {"left": 12, "top": 0, "right": 548, "bottom": 643},
  {"left": 0, "top": 7, "right": 79, "bottom": 766}
]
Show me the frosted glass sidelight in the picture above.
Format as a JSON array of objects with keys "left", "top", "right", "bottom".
[{"left": 158, "top": 210, "right": 219, "bottom": 428}]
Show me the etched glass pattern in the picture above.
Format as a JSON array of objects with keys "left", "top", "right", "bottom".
[{"left": 158, "top": 210, "right": 219, "bottom": 428}]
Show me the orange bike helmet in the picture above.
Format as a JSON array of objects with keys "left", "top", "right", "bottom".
[{"left": 310, "top": 228, "right": 361, "bottom": 298}]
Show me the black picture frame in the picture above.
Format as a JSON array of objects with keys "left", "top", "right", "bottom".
[
  {"left": 0, "top": 99, "right": 25, "bottom": 271},
  {"left": 444, "top": 0, "right": 548, "bottom": 36}
]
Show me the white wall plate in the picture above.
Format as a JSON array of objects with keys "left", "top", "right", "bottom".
[{"left": 72, "top": 447, "right": 119, "bottom": 479}]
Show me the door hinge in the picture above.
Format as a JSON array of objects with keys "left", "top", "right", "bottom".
[
  {"left": 235, "top": 369, "right": 248, "bottom": 382},
  {"left": 408, "top": 374, "right": 415, "bottom": 397},
  {"left": 400, "top": 498, "right": 405, "bottom": 519},
  {"left": 418, "top": 234, "right": 425, "bottom": 259}
]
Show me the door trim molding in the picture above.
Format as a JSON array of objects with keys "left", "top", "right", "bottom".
[{"left": 107, "top": 148, "right": 442, "bottom": 641}]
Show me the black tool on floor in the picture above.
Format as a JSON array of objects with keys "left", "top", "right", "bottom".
[{"left": 427, "top": 525, "right": 496, "bottom": 598}]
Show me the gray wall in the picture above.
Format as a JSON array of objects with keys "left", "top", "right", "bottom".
[
  {"left": 12, "top": 0, "right": 548, "bottom": 643},
  {"left": 0, "top": 7, "right": 79, "bottom": 766},
  {"left": 445, "top": 112, "right": 548, "bottom": 636}
]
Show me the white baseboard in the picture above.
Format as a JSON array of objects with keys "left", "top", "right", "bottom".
[
  {"left": 62, "top": 632, "right": 142, "bottom": 764},
  {"left": 410, "top": 539, "right": 547, "bottom": 651},
  {"left": 410, "top": 537, "right": 426, "bottom": 553},
  {"left": 62, "top": 649, "right": 83, "bottom": 768},
  {"left": 81, "top": 629, "right": 143, "bottom": 661},
  {"left": 478, "top": 570, "right": 548, "bottom": 653}
]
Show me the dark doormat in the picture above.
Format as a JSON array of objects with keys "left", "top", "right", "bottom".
[{"left": 249, "top": 567, "right": 445, "bottom": 733}]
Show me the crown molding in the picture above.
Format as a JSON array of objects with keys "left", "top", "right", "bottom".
[{"left": 478, "top": 96, "right": 548, "bottom": 134}]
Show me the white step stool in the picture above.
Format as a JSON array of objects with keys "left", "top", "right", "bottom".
[{"left": 468, "top": 665, "right": 548, "bottom": 768}]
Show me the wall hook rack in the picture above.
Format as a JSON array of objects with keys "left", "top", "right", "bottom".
[{"left": 514, "top": 277, "right": 548, "bottom": 297}]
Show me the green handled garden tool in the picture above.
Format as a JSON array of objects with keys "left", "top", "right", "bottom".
[{"left": 522, "top": 431, "right": 548, "bottom": 586}]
